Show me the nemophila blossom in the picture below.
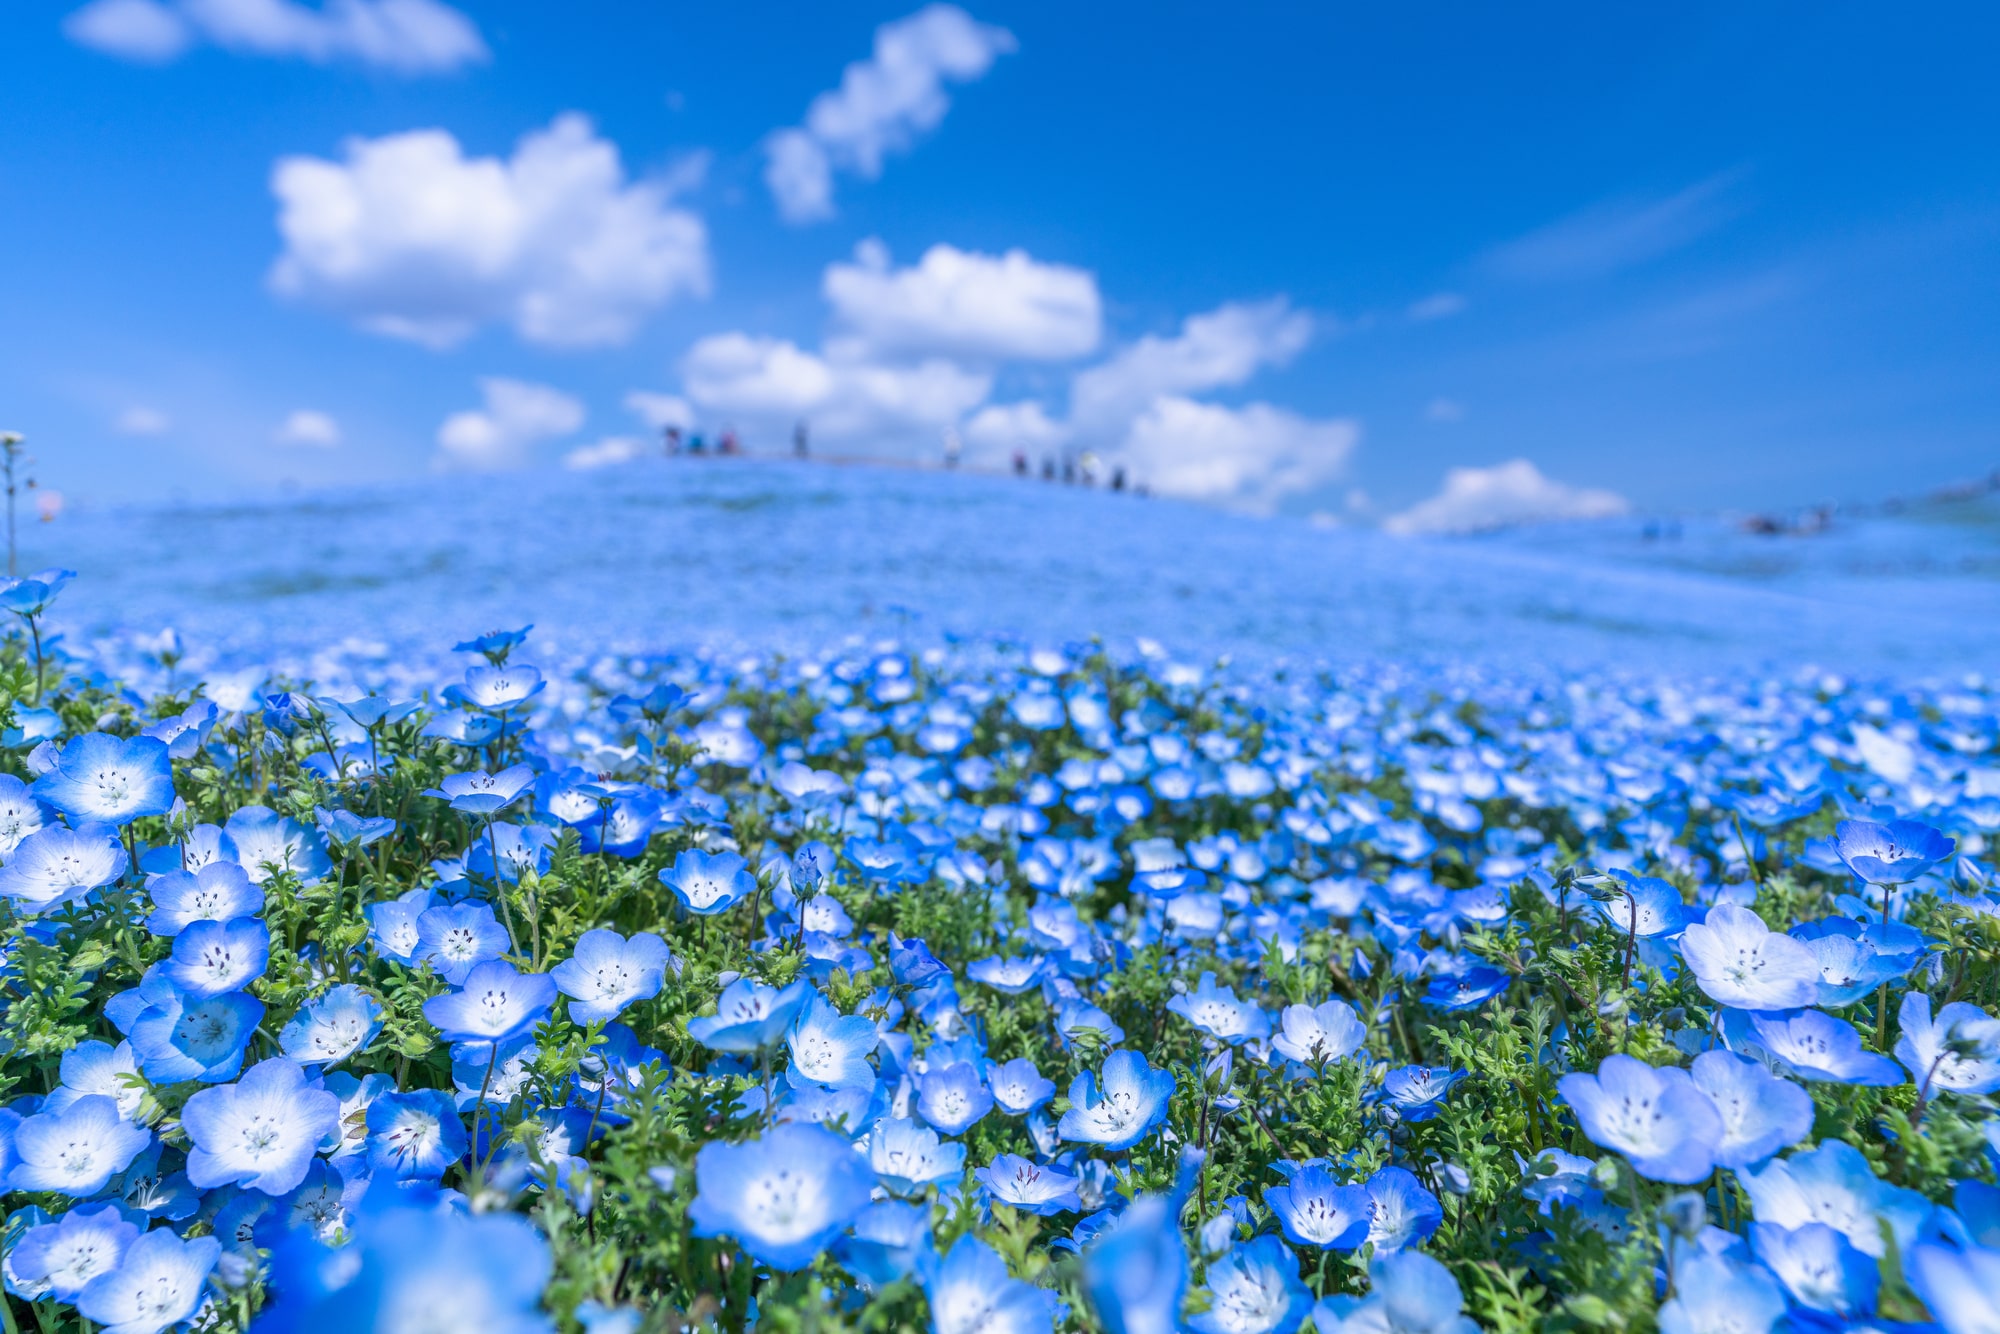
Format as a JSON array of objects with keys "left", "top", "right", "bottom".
[
  {"left": 974, "top": 1153, "right": 1081, "bottom": 1215},
  {"left": 1741, "top": 1008, "right": 1902, "bottom": 1085},
  {"left": 986, "top": 1057, "right": 1057, "bottom": 1116},
  {"left": 1558, "top": 1054, "right": 1721, "bottom": 1183},
  {"left": 427, "top": 764, "right": 536, "bottom": 816},
  {"left": 869, "top": 1117, "right": 965, "bottom": 1196},
  {"left": 687, "top": 976, "right": 812, "bottom": 1053},
  {"left": 1655, "top": 1254, "right": 1787, "bottom": 1334},
  {"left": 1688, "top": 1050, "right": 1814, "bottom": 1169},
  {"left": 1422, "top": 966, "right": 1510, "bottom": 1012},
  {"left": 552, "top": 928, "right": 672, "bottom": 1024},
  {"left": 7, "top": 1095, "right": 151, "bottom": 1195},
  {"left": 451, "top": 662, "right": 545, "bottom": 712},
  {"left": 46, "top": 1040, "right": 144, "bottom": 1122},
  {"left": 366, "top": 887, "right": 430, "bottom": 963},
  {"left": 315, "top": 806, "right": 396, "bottom": 848},
  {"left": 918, "top": 1061, "right": 994, "bottom": 1135},
  {"left": 920, "top": 1234, "right": 1055, "bottom": 1334},
  {"left": 1905, "top": 1241, "right": 2000, "bottom": 1334},
  {"left": 417, "top": 901, "right": 510, "bottom": 983},
  {"left": 1169, "top": 972, "right": 1271, "bottom": 1043},
  {"left": 182, "top": 1056, "right": 340, "bottom": 1195},
  {"left": 1377, "top": 1066, "right": 1464, "bottom": 1123},
  {"left": 1265, "top": 1163, "right": 1371, "bottom": 1250},
  {"left": 164, "top": 915, "right": 270, "bottom": 997},
  {"left": 1790, "top": 918, "right": 1910, "bottom": 1006},
  {"left": 966, "top": 955, "right": 1046, "bottom": 994},
  {"left": 1363, "top": 1165, "right": 1443, "bottom": 1253},
  {"left": 1191, "top": 1234, "right": 1312, "bottom": 1334},
  {"left": 31, "top": 732, "right": 175, "bottom": 826},
  {"left": 143, "top": 861, "right": 260, "bottom": 936},
  {"left": 125, "top": 976, "right": 263, "bottom": 1083},
  {"left": 225, "top": 805, "right": 331, "bottom": 884},
  {"left": 1059, "top": 1050, "right": 1174, "bottom": 1152},
  {"left": 1270, "top": 999, "right": 1367, "bottom": 1066},
  {"left": 278, "top": 1159, "right": 351, "bottom": 1243},
  {"left": 1834, "top": 818, "right": 1955, "bottom": 885},
  {"left": 688, "top": 1122, "right": 873, "bottom": 1270},
  {"left": 9, "top": 1203, "right": 138, "bottom": 1301},
  {"left": 660, "top": 847, "right": 757, "bottom": 916},
  {"left": 0, "top": 772, "right": 46, "bottom": 858},
  {"left": 1597, "top": 873, "right": 1692, "bottom": 938},
  {"left": 1740, "top": 1141, "right": 1931, "bottom": 1258},
  {"left": 1895, "top": 992, "right": 2000, "bottom": 1096},
  {"left": 1749, "top": 1221, "right": 1879, "bottom": 1317},
  {"left": 75, "top": 1228, "right": 220, "bottom": 1334},
  {"left": 1055, "top": 999, "right": 1127, "bottom": 1049},
  {"left": 424, "top": 960, "right": 557, "bottom": 1045},
  {"left": 1311, "top": 1252, "right": 1478, "bottom": 1334},
  {"left": 279, "top": 984, "right": 384, "bottom": 1067},
  {"left": 0, "top": 566, "right": 73, "bottom": 615},
  {"left": 0, "top": 822, "right": 127, "bottom": 913},
  {"left": 1680, "top": 905, "right": 1821, "bottom": 1010},
  {"left": 786, "top": 996, "right": 879, "bottom": 1090},
  {"left": 1082, "top": 1190, "right": 1190, "bottom": 1334},
  {"left": 367, "top": 1089, "right": 469, "bottom": 1181}
]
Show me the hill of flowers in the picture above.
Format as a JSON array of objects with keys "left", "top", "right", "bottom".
[{"left": 0, "top": 565, "right": 1997, "bottom": 1334}]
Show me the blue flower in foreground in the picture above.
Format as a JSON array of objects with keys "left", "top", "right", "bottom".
[
  {"left": 986, "top": 1056, "right": 1057, "bottom": 1116},
  {"left": 126, "top": 977, "right": 263, "bottom": 1083},
  {"left": 1688, "top": 1050, "right": 1813, "bottom": 1170},
  {"left": 688, "top": 1122, "right": 873, "bottom": 1270},
  {"left": 366, "top": 887, "right": 430, "bottom": 963},
  {"left": 1168, "top": 972, "right": 1271, "bottom": 1043},
  {"left": 1423, "top": 966, "right": 1510, "bottom": 1012},
  {"left": 1191, "top": 1234, "right": 1311, "bottom": 1334},
  {"left": 552, "top": 928, "right": 672, "bottom": 1024},
  {"left": 32, "top": 732, "right": 175, "bottom": 826},
  {"left": 423, "top": 960, "right": 557, "bottom": 1045},
  {"left": 1363, "top": 1165, "right": 1443, "bottom": 1253},
  {"left": 164, "top": 916, "right": 270, "bottom": 997},
  {"left": 1597, "top": 873, "right": 1691, "bottom": 939},
  {"left": 659, "top": 848, "right": 757, "bottom": 916},
  {"left": 7, "top": 1203, "right": 137, "bottom": 1301},
  {"left": 451, "top": 662, "right": 545, "bottom": 711},
  {"left": 1265, "top": 1162, "right": 1371, "bottom": 1250},
  {"left": 0, "top": 823, "right": 128, "bottom": 913},
  {"left": 1680, "top": 905, "right": 1821, "bottom": 1010},
  {"left": 920, "top": 1234, "right": 1055, "bottom": 1334},
  {"left": 417, "top": 901, "right": 510, "bottom": 984},
  {"left": 76, "top": 1228, "right": 220, "bottom": 1334},
  {"left": 1058, "top": 1050, "right": 1174, "bottom": 1152},
  {"left": 1312, "top": 1252, "right": 1478, "bottom": 1334},
  {"left": 1377, "top": 1066, "right": 1464, "bottom": 1123},
  {"left": 279, "top": 983, "right": 384, "bottom": 1067},
  {"left": 1895, "top": 991, "right": 2000, "bottom": 1096},
  {"left": 1558, "top": 1054, "right": 1720, "bottom": 1183},
  {"left": 1739, "top": 1141, "right": 1931, "bottom": 1258},
  {"left": 966, "top": 954, "right": 1046, "bottom": 994},
  {"left": 1271, "top": 999, "right": 1367, "bottom": 1065},
  {"left": 366, "top": 1088, "right": 469, "bottom": 1181},
  {"left": 1742, "top": 1008, "right": 1902, "bottom": 1085},
  {"left": 786, "top": 996, "right": 879, "bottom": 1090},
  {"left": 47, "top": 1040, "right": 144, "bottom": 1119},
  {"left": 0, "top": 567, "right": 74, "bottom": 615},
  {"left": 1790, "top": 918, "right": 1910, "bottom": 1007},
  {"left": 1834, "top": 818, "right": 1955, "bottom": 885},
  {"left": 687, "top": 977, "right": 812, "bottom": 1053},
  {"left": 144, "top": 861, "right": 261, "bottom": 937},
  {"left": 1655, "top": 1253, "right": 1786, "bottom": 1334},
  {"left": 182, "top": 1057, "right": 340, "bottom": 1195},
  {"left": 7, "top": 1095, "right": 150, "bottom": 1196},
  {"left": 426, "top": 764, "right": 536, "bottom": 816},
  {"left": 837, "top": 1200, "right": 930, "bottom": 1292},
  {"left": 1083, "top": 1190, "right": 1190, "bottom": 1334},
  {"left": 974, "top": 1153, "right": 1081, "bottom": 1216},
  {"left": 1905, "top": 1241, "right": 2000, "bottom": 1334},
  {"left": 1749, "top": 1221, "right": 1879, "bottom": 1317},
  {"left": 225, "top": 805, "right": 332, "bottom": 885},
  {"left": 868, "top": 1117, "right": 965, "bottom": 1196},
  {"left": 918, "top": 1061, "right": 994, "bottom": 1135}
]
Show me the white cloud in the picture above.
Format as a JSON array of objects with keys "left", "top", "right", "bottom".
[
  {"left": 435, "top": 378, "right": 584, "bottom": 471},
  {"left": 1424, "top": 397, "right": 1464, "bottom": 423},
  {"left": 962, "top": 400, "right": 1068, "bottom": 460},
  {"left": 1485, "top": 174, "right": 1742, "bottom": 282},
  {"left": 1407, "top": 292, "right": 1466, "bottom": 321},
  {"left": 66, "top": 0, "right": 486, "bottom": 72},
  {"left": 114, "top": 406, "right": 171, "bottom": 435},
  {"left": 682, "top": 333, "right": 990, "bottom": 448},
  {"left": 823, "top": 240, "right": 1101, "bottom": 361},
  {"left": 1383, "top": 458, "right": 1629, "bottom": 535},
  {"left": 623, "top": 391, "right": 694, "bottom": 432},
  {"left": 1069, "top": 298, "right": 1312, "bottom": 430},
  {"left": 1110, "top": 397, "right": 1358, "bottom": 513},
  {"left": 274, "top": 408, "right": 340, "bottom": 446},
  {"left": 270, "top": 114, "right": 710, "bottom": 349},
  {"left": 563, "top": 436, "right": 648, "bottom": 471},
  {"left": 763, "top": 4, "right": 1016, "bottom": 223}
]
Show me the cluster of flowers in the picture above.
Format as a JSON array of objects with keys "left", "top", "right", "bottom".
[{"left": 0, "top": 566, "right": 1997, "bottom": 1334}]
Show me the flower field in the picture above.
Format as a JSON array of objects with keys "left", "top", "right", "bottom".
[{"left": 1, "top": 484, "right": 1998, "bottom": 1334}]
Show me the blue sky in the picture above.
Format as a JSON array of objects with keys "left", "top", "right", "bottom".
[{"left": 2, "top": 1, "right": 1996, "bottom": 527}]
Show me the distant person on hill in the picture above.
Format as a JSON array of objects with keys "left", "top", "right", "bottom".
[
  {"left": 1041, "top": 455, "right": 1056, "bottom": 481},
  {"left": 719, "top": 427, "right": 739, "bottom": 455},
  {"left": 1078, "top": 451, "right": 1100, "bottom": 485},
  {"left": 794, "top": 422, "right": 809, "bottom": 458},
  {"left": 689, "top": 433, "right": 706, "bottom": 455},
  {"left": 1111, "top": 465, "right": 1126, "bottom": 492},
  {"left": 1061, "top": 455, "right": 1076, "bottom": 484},
  {"left": 664, "top": 426, "right": 682, "bottom": 456},
  {"left": 943, "top": 428, "right": 962, "bottom": 469},
  {"left": 1012, "top": 449, "right": 1028, "bottom": 476}
]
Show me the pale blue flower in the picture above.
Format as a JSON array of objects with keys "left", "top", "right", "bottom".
[
  {"left": 1270, "top": 999, "right": 1366, "bottom": 1066},
  {"left": 7, "top": 1203, "right": 137, "bottom": 1300},
  {"left": 1058, "top": 1050, "right": 1174, "bottom": 1152},
  {"left": 225, "top": 805, "right": 332, "bottom": 885},
  {"left": 32, "top": 733, "right": 175, "bottom": 826},
  {"left": 552, "top": 928, "right": 671, "bottom": 1024},
  {"left": 1739, "top": 1141, "right": 1931, "bottom": 1258},
  {"left": 917, "top": 1061, "right": 993, "bottom": 1135},
  {"left": 1656, "top": 1253, "right": 1786, "bottom": 1334},
  {"left": 974, "top": 1153, "right": 1081, "bottom": 1216},
  {"left": 1834, "top": 818, "right": 1955, "bottom": 885},
  {"left": 659, "top": 848, "right": 757, "bottom": 916},
  {"left": 45, "top": 1040, "right": 144, "bottom": 1120},
  {"left": 1742, "top": 1008, "right": 1902, "bottom": 1085},
  {"left": 182, "top": 1056, "right": 340, "bottom": 1195},
  {"left": 1265, "top": 1162, "right": 1371, "bottom": 1250},
  {"left": 687, "top": 1122, "right": 873, "bottom": 1270},
  {"left": 1168, "top": 972, "right": 1271, "bottom": 1044},
  {"left": 164, "top": 916, "right": 269, "bottom": 997},
  {"left": 920, "top": 1234, "right": 1054, "bottom": 1334},
  {"left": 1688, "top": 1050, "right": 1813, "bottom": 1169},
  {"left": 869, "top": 1116, "right": 965, "bottom": 1196},
  {"left": 1905, "top": 1241, "right": 2000, "bottom": 1334},
  {"left": 0, "top": 823, "right": 128, "bottom": 913},
  {"left": 785, "top": 995, "right": 879, "bottom": 1090},
  {"left": 367, "top": 1089, "right": 468, "bottom": 1181},
  {"left": 1749, "top": 1221, "right": 1878, "bottom": 1317},
  {"left": 279, "top": 984, "right": 384, "bottom": 1067},
  {"left": 1311, "top": 1252, "right": 1478, "bottom": 1334},
  {"left": 1895, "top": 991, "right": 2000, "bottom": 1096},
  {"left": 1362, "top": 1165, "right": 1442, "bottom": 1253},
  {"left": 76, "top": 1228, "right": 220, "bottom": 1334},
  {"left": 126, "top": 975, "right": 263, "bottom": 1083},
  {"left": 426, "top": 764, "right": 536, "bottom": 816},
  {"left": 986, "top": 1056, "right": 1056, "bottom": 1116},
  {"left": 1680, "top": 905, "right": 1821, "bottom": 1010},
  {"left": 1082, "top": 1191, "right": 1189, "bottom": 1334},
  {"left": 143, "top": 861, "right": 261, "bottom": 937},
  {"left": 687, "top": 977, "right": 812, "bottom": 1053},
  {"left": 416, "top": 901, "right": 509, "bottom": 984},
  {"left": 1377, "top": 1066, "right": 1463, "bottom": 1123},
  {"left": 7, "top": 1096, "right": 150, "bottom": 1196},
  {"left": 1191, "top": 1234, "right": 1311, "bottom": 1334},
  {"left": 1558, "top": 1054, "right": 1720, "bottom": 1184}
]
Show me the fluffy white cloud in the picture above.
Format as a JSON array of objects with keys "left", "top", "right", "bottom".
[
  {"left": 563, "top": 436, "right": 648, "bottom": 471},
  {"left": 1383, "top": 459, "right": 1629, "bottom": 535},
  {"left": 682, "top": 333, "right": 990, "bottom": 448},
  {"left": 1109, "top": 397, "right": 1358, "bottom": 513},
  {"left": 623, "top": 391, "right": 695, "bottom": 432},
  {"left": 1407, "top": 292, "right": 1466, "bottom": 321},
  {"left": 763, "top": 4, "right": 1016, "bottom": 223},
  {"left": 823, "top": 240, "right": 1101, "bottom": 361},
  {"left": 961, "top": 400, "right": 1068, "bottom": 460},
  {"left": 66, "top": 0, "right": 486, "bottom": 72},
  {"left": 274, "top": 408, "right": 340, "bottom": 446},
  {"left": 115, "top": 406, "right": 170, "bottom": 435},
  {"left": 1485, "top": 175, "right": 1741, "bottom": 282},
  {"left": 1070, "top": 298, "right": 1312, "bottom": 431},
  {"left": 270, "top": 114, "right": 710, "bottom": 349},
  {"left": 435, "top": 378, "right": 584, "bottom": 471}
]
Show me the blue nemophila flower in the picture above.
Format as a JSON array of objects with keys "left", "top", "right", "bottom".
[
  {"left": 1270, "top": 999, "right": 1366, "bottom": 1066},
  {"left": 0, "top": 772, "right": 46, "bottom": 855},
  {"left": 1558, "top": 1054, "right": 1720, "bottom": 1184},
  {"left": 687, "top": 1122, "right": 873, "bottom": 1270},
  {"left": 32, "top": 732, "right": 175, "bottom": 826},
  {"left": 869, "top": 1116, "right": 965, "bottom": 1195},
  {"left": 659, "top": 848, "right": 757, "bottom": 916},
  {"left": 424, "top": 960, "right": 557, "bottom": 1044},
  {"left": 47, "top": 1040, "right": 144, "bottom": 1120},
  {"left": 366, "top": 887, "right": 430, "bottom": 963},
  {"left": 1688, "top": 1050, "right": 1814, "bottom": 1169},
  {"left": 9, "top": 1202, "right": 137, "bottom": 1301},
  {"left": 144, "top": 861, "right": 260, "bottom": 936},
  {"left": 0, "top": 822, "right": 127, "bottom": 913},
  {"left": 1191, "top": 1234, "right": 1312, "bottom": 1334},
  {"left": 1311, "top": 1251, "right": 1478, "bottom": 1334},
  {"left": 315, "top": 806, "right": 396, "bottom": 848},
  {"left": 1363, "top": 1165, "right": 1443, "bottom": 1253},
  {"left": 552, "top": 928, "right": 672, "bottom": 1024},
  {"left": 417, "top": 901, "right": 510, "bottom": 984},
  {"left": 1058, "top": 1050, "right": 1174, "bottom": 1152},
  {"left": 75, "top": 1228, "right": 220, "bottom": 1334},
  {"left": 1833, "top": 818, "right": 1955, "bottom": 885},
  {"left": 1680, "top": 905, "right": 1821, "bottom": 1010},
  {"left": 1895, "top": 991, "right": 2000, "bottom": 1096},
  {"left": 1749, "top": 1220, "right": 1879, "bottom": 1317},
  {"left": 1739, "top": 1141, "right": 1931, "bottom": 1258},
  {"left": 1740, "top": 1008, "right": 1903, "bottom": 1085},
  {"left": 918, "top": 1061, "right": 994, "bottom": 1135},
  {"left": 889, "top": 934, "right": 950, "bottom": 985},
  {"left": 164, "top": 916, "right": 270, "bottom": 997},
  {"left": 426, "top": 764, "right": 536, "bottom": 816},
  {"left": 786, "top": 996, "right": 879, "bottom": 1090},
  {"left": 1422, "top": 966, "right": 1510, "bottom": 1012},
  {"left": 225, "top": 805, "right": 332, "bottom": 884},
  {"left": 1082, "top": 1182, "right": 1191, "bottom": 1334},
  {"left": 366, "top": 1088, "right": 469, "bottom": 1181},
  {"left": 182, "top": 1057, "right": 340, "bottom": 1195},
  {"left": 974, "top": 1153, "right": 1081, "bottom": 1216},
  {"left": 1597, "top": 873, "right": 1691, "bottom": 938},
  {"left": 1654, "top": 1253, "right": 1786, "bottom": 1334},
  {"left": 986, "top": 1057, "right": 1057, "bottom": 1116},
  {"left": 450, "top": 662, "right": 545, "bottom": 711},
  {"left": 279, "top": 984, "right": 384, "bottom": 1067},
  {"left": 686, "top": 976, "right": 812, "bottom": 1053},
  {"left": 838, "top": 1200, "right": 930, "bottom": 1291},
  {"left": 1169, "top": 972, "right": 1271, "bottom": 1043},
  {"left": 0, "top": 566, "right": 74, "bottom": 615},
  {"left": 1905, "top": 1241, "right": 2000, "bottom": 1334},
  {"left": 1265, "top": 1162, "right": 1371, "bottom": 1250},
  {"left": 7, "top": 1095, "right": 150, "bottom": 1196},
  {"left": 920, "top": 1234, "right": 1055, "bottom": 1334},
  {"left": 964, "top": 954, "right": 1046, "bottom": 995},
  {"left": 1377, "top": 1066, "right": 1464, "bottom": 1123},
  {"left": 124, "top": 973, "right": 263, "bottom": 1083},
  {"left": 1790, "top": 918, "right": 1911, "bottom": 1007}
]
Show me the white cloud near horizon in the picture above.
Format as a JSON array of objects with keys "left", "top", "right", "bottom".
[
  {"left": 270, "top": 114, "right": 710, "bottom": 349},
  {"left": 823, "top": 240, "right": 1101, "bottom": 361},
  {"left": 563, "top": 436, "right": 649, "bottom": 471},
  {"left": 681, "top": 333, "right": 990, "bottom": 449},
  {"left": 65, "top": 0, "right": 486, "bottom": 73},
  {"left": 1406, "top": 292, "right": 1466, "bottom": 321},
  {"left": 274, "top": 408, "right": 340, "bottom": 446},
  {"left": 436, "top": 378, "right": 584, "bottom": 471},
  {"left": 763, "top": 5, "right": 1015, "bottom": 223},
  {"left": 1069, "top": 298, "right": 1313, "bottom": 431},
  {"left": 114, "top": 406, "right": 171, "bottom": 436},
  {"left": 1112, "top": 397, "right": 1358, "bottom": 514},
  {"left": 623, "top": 391, "right": 695, "bottom": 433},
  {"left": 1485, "top": 174, "right": 1743, "bottom": 282},
  {"left": 962, "top": 400, "right": 1069, "bottom": 460},
  {"left": 1384, "top": 458, "right": 1629, "bottom": 535}
]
